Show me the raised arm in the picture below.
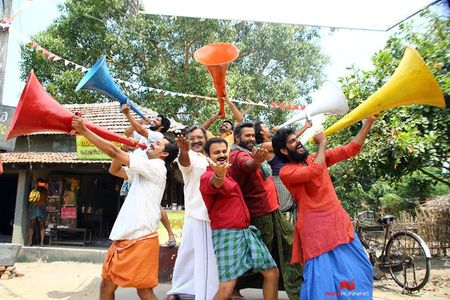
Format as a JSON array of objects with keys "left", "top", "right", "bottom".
[
  {"left": 267, "top": 120, "right": 313, "bottom": 153},
  {"left": 223, "top": 93, "right": 243, "bottom": 125},
  {"left": 122, "top": 104, "right": 149, "bottom": 138},
  {"left": 72, "top": 115, "right": 130, "bottom": 167},
  {"left": 176, "top": 135, "right": 191, "bottom": 167},
  {"left": 109, "top": 158, "right": 128, "bottom": 179},
  {"left": 352, "top": 115, "right": 377, "bottom": 146},
  {"left": 312, "top": 132, "right": 327, "bottom": 166},
  {"left": 202, "top": 112, "right": 221, "bottom": 130}
]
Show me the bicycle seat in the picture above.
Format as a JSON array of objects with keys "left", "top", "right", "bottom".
[{"left": 377, "top": 215, "right": 396, "bottom": 225}]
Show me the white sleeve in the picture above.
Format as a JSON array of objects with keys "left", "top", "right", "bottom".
[
  {"left": 129, "top": 153, "right": 165, "bottom": 181},
  {"left": 133, "top": 131, "right": 143, "bottom": 140},
  {"left": 177, "top": 150, "right": 194, "bottom": 175},
  {"left": 123, "top": 167, "right": 135, "bottom": 182}
]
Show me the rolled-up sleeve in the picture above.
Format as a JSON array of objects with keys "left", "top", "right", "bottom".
[
  {"left": 325, "top": 141, "right": 362, "bottom": 167},
  {"left": 280, "top": 163, "right": 325, "bottom": 185}
]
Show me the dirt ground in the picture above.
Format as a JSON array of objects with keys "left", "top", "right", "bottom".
[{"left": 0, "top": 258, "right": 449, "bottom": 300}]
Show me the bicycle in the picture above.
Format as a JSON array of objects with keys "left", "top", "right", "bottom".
[{"left": 355, "top": 212, "right": 431, "bottom": 293}]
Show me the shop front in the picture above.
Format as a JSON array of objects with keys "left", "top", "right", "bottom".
[{"left": 1, "top": 102, "right": 186, "bottom": 248}]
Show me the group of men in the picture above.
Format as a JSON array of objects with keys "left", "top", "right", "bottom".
[{"left": 71, "top": 92, "right": 377, "bottom": 300}]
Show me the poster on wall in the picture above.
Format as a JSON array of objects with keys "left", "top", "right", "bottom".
[
  {"left": 0, "top": 105, "right": 17, "bottom": 151},
  {"left": 60, "top": 176, "right": 80, "bottom": 228}
]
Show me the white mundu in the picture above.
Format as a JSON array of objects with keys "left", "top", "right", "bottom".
[
  {"left": 167, "top": 150, "right": 219, "bottom": 299},
  {"left": 109, "top": 153, "right": 166, "bottom": 240}
]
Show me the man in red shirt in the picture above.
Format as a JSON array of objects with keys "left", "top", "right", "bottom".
[
  {"left": 200, "top": 138, "right": 279, "bottom": 300},
  {"left": 271, "top": 116, "right": 377, "bottom": 299},
  {"left": 229, "top": 122, "right": 302, "bottom": 300}
]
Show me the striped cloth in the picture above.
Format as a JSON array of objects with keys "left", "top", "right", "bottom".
[
  {"left": 273, "top": 175, "right": 298, "bottom": 225},
  {"left": 237, "top": 210, "right": 303, "bottom": 300},
  {"left": 273, "top": 175, "right": 295, "bottom": 212},
  {"left": 212, "top": 225, "right": 276, "bottom": 282}
]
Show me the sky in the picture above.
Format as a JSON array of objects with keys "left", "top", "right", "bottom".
[{"left": 1, "top": 0, "right": 441, "bottom": 112}]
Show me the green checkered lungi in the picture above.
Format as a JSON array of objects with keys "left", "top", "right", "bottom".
[
  {"left": 212, "top": 225, "right": 277, "bottom": 282},
  {"left": 237, "top": 210, "right": 303, "bottom": 300}
]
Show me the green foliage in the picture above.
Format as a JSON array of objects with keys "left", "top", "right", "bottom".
[
  {"left": 327, "top": 10, "right": 450, "bottom": 216},
  {"left": 19, "top": 0, "right": 328, "bottom": 128}
]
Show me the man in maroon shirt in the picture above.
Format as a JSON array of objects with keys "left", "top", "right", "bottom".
[
  {"left": 228, "top": 122, "right": 302, "bottom": 300},
  {"left": 200, "top": 138, "right": 279, "bottom": 300}
]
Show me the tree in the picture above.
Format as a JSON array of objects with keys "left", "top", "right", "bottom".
[
  {"left": 19, "top": 0, "right": 328, "bottom": 127},
  {"left": 324, "top": 10, "right": 449, "bottom": 216}
]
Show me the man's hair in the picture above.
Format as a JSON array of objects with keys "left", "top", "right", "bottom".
[
  {"left": 185, "top": 125, "right": 207, "bottom": 140},
  {"left": 162, "top": 137, "right": 179, "bottom": 165},
  {"left": 254, "top": 122, "right": 265, "bottom": 144},
  {"left": 36, "top": 178, "right": 46, "bottom": 183},
  {"left": 222, "top": 119, "right": 234, "bottom": 130},
  {"left": 204, "top": 138, "right": 228, "bottom": 155},
  {"left": 158, "top": 114, "right": 171, "bottom": 133},
  {"left": 272, "top": 127, "right": 295, "bottom": 163},
  {"left": 233, "top": 121, "right": 254, "bottom": 138}
]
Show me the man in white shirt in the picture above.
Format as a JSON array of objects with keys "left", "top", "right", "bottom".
[
  {"left": 167, "top": 125, "right": 219, "bottom": 300},
  {"left": 121, "top": 104, "right": 177, "bottom": 247},
  {"left": 72, "top": 115, "right": 179, "bottom": 300}
]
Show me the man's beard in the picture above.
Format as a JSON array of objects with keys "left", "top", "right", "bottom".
[
  {"left": 287, "top": 147, "right": 309, "bottom": 163},
  {"left": 238, "top": 140, "right": 254, "bottom": 152},
  {"left": 150, "top": 124, "right": 160, "bottom": 131}
]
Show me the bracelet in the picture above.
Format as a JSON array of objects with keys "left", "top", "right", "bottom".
[{"left": 213, "top": 173, "right": 225, "bottom": 180}]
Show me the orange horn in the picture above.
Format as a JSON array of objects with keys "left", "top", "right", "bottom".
[
  {"left": 6, "top": 71, "right": 146, "bottom": 150},
  {"left": 194, "top": 43, "right": 239, "bottom": 118}
]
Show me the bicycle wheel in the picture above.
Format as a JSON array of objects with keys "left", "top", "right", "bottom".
[{"left": 385, "top": 231, "right": 431, "bottom": 291}]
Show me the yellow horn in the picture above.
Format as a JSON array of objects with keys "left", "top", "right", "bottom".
[{"left": 324, "top": 46, "right": 446, "bottom": 137}]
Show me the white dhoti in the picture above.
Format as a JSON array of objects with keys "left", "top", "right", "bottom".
[{"left": 167, "top": 217, "right": 219, "bottom": 299}]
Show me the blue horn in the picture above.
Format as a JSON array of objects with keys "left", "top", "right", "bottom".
[{"left": 75, "top": 56, "right": 146, "bottom": 120}]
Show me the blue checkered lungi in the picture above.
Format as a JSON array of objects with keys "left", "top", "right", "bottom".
[{"left": 212, "top": 225, "right": 277, "bottom": 282}]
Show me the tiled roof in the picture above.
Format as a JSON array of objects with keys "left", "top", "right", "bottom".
[
  {"left": 30, "top": 102, "right": 185, "bottom": 135},
  {"left": 1, "top": 152, "right": 109, "bottom": 164}
]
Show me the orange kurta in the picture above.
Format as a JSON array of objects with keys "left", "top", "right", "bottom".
[
  {"left": 102, "top": 232, "right": 159, "bottom": 288},
  {"left": 280, "top": 141, "right": 361, "bottom": 264}
]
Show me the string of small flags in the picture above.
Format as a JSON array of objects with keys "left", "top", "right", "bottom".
[
  {"left": 3, "top": 1, "right": 306, "bottom": 111},
  {"left": 16, "top": 30, "right": 306, "bottom": 110}
]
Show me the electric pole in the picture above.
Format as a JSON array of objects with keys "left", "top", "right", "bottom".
[{"left": 0, "top": 0, "right": 12, "bottom": 105}]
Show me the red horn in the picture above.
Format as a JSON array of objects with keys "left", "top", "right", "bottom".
[
  {"left": 194, "top": 43, "right": 239, "bottom": 118},
  {"left": 6, "top": 71, "right": 146, "bottom": 150}
]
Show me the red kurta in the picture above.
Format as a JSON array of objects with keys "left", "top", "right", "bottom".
[
  {"left": 280, "top": 141, "right": 362, "bottom": 264},
  {"left": 229, "top": 150, "right": 279, "bottom": 217},
  {"left": 200, "top": 167, "right": 251, "bottom": 230}
]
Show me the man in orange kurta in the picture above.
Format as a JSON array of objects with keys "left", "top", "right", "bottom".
[{"left": 272, "top": 116, "right": 377, "bottom": 299}]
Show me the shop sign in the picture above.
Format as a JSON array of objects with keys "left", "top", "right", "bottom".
[
  {"left": 76, "top": 136, "right": 122, "bottom": 160},
  {"left": 61, "top": 207, "right": 77, "bottom": 219},
  {"left": 0, "top": 105, "right": 17, "bottom": 151}
]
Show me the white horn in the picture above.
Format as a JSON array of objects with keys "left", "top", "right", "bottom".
[{"left": 279, "top": 81, "right": 349, "bottom": 128}]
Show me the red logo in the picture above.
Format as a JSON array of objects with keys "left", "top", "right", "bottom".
[{"left": 339, "top": 279, "right": 355, "bottom": 291}]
